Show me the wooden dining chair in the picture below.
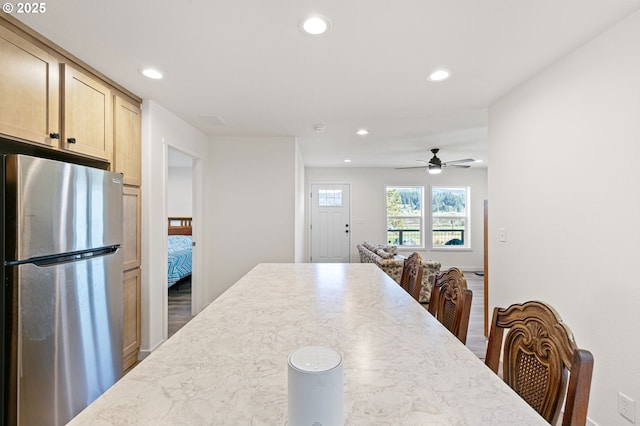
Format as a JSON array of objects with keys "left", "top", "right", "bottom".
[
  {"left": 428, "top": 267, "right": 472, "bottom": 344},
  {"left": 485, "top": 301, "right": 594, "bottom": 426},
  {"left": 399, "top": 256, "right": 412, "bottom": 292},
  {"left": 400, "top": 252, "right": 423, "bottom": 301},
  {"left": 427, "top": 267, "right": 465, "bottom": 316}
]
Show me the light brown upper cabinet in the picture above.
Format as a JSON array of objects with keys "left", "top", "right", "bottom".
[
  {"left": 0, "top": 25, "right": 60, "bottom": 146},
  {"left": 114, "top": 96, "right": 142, "bottom": 186},
  {"left": 61, "top": 64, "right": 113, "bottom": 161}
]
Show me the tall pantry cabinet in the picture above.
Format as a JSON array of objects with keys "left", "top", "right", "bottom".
[
  {"left": 0, "top": 15, "right": 143, "bottom": 373},
  {"left": 114, "top": 97, "right": 143, "bottom": 372}
]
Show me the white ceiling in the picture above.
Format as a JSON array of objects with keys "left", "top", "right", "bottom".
[{"left": 17, "top": 1, "right": 640, "bottom": 168}]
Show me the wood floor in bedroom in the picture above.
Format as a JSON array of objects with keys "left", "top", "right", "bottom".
[
  {"left": 167, "top": 271, "right": 488, "bottom": 358},
  {"left": 168, "top": 277, "right": 194, "bottom": 338}
]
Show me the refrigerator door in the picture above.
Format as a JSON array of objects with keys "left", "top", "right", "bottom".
[
  {"left": 11, "top": 249, "right": 123, "bottom": 426},
  {"left": 5, "top": 154, "right": 123, "bottom": 261}
]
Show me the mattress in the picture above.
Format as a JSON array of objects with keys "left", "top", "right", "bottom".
[{"left": 168, "top": 235, "right": 192, "bottom": 286}]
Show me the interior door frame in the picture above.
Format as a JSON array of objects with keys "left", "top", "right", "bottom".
[
  {"left": 308, "top": 182, "right": 352, "bottom": 263},
  {"left": 163, "top": 145, "right": 204, "bottom": 340}
]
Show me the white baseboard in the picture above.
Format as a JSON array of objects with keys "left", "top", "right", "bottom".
[{"left": 137, "top": 339, "right": 164, "bottom": 361}]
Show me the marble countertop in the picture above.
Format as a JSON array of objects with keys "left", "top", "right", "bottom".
[{"left": 69, "top": 263, "right": 547, "bottom": 425}]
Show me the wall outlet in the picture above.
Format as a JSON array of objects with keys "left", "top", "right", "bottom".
[{"left": 619, "top": 392, "right": 636, "bottom": 423}]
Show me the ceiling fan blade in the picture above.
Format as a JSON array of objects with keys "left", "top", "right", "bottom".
[
  {"left": 443, "top": 158, "right": 475, "bottom": 165},
  {"left": 395, "top": 166, "right": 429, "bottom": 170},
  {"left": 443, "top": 164, "right": 471, "bottom": 168}
]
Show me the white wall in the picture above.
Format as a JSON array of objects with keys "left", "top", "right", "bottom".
[
  {"left": 294, "top": 141, "right": 306, "bottom": 262},
  {"left": 167, "top": 166, "right": 193, "bottom": 217},
  {"left": 305, "top": 167, "right": 487, "bottom": 270},
  {"left": 488, "top": 10, "right": 640, "bottom": 426},
  {"left": 206, "top": 136, "right": 298, "bottom": 301},
  {"left": 141, "top": 100, "right": 209, "bottom": 354}
]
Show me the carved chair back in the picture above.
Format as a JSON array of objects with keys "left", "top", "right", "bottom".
[
  {"left": 428, "top": 267, "right": 464, "bottom": 316},
  {"left": 399, "top": 257, "right": 411, "bottom": 292},
  {"left": 485, "top": 301, "right": 594, "bottom": 426},
  {"left": 401, "top": 252, "right": 423, "bottom": 301},
  {"left": 428, "top": 267, "right": 472, "bottom": 344}
]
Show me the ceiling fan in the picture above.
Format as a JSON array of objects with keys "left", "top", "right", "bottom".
[{"left": 396, "top": 148, "right": 475, "bottom": 175}]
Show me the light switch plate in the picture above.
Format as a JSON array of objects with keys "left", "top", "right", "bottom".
[
  {"left": 619, "top": 392, "right": 635, "bottom": 423},
  {"left": 498, "top": 227, "right": 507, "bottom": 242}
]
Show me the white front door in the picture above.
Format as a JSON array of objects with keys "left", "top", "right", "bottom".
[{"left": 310, "top": 184, "right": 351, "bottom": 263}]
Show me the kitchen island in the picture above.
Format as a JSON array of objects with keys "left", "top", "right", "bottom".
[{"left": 69, "top": 263, "right": 546, "bottom": 425}]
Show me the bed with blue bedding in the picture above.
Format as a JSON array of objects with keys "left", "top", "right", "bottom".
[{"left": 168, "top": 217, "right": 192, "bottom": 287}]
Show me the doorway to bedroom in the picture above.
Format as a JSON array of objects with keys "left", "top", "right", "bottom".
[{"left": 167, "top": 148, "right": 196, "bottom": 337}]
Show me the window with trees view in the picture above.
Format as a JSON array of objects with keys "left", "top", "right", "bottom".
[
  {"left": 431, "top": 186, "right": 470, "bottom": 248},
  {"left": 386, "top": 186, "right": 423, "bottom": 247}
]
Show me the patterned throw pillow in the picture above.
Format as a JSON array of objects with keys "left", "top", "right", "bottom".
[
  {"left": 363, "top": 242, "right": 378, "bottom": 251},
  {"left": 381, "top": 245, "right": 398, "bottom": 255},
  {"left": 375, "top": 248, "right": 395, "bottom": 259}
]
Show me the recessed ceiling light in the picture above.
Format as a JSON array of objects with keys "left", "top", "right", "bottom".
[
  {"left": 141, "top": 68, "right": 164, "bottom": 80},
  {"left": 356, "top": 129, "right": 369, "bottom": 136},
  {"left": 475, "top": 159, "right": 484, "bottom": 163},
  {"left": 344, "top": 159, "right": 352, "bottom": 163},
  {"left": 428, "top": 69, "right": 450, "bottom": 82},
  {"left": 301, "top": 15, "right": 331, "bottom": 35}
]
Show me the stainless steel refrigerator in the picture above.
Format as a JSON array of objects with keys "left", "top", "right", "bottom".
[{"left": 1, "top": 154, "right": 123, "bottom": 425}]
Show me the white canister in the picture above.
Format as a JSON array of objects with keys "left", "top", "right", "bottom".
[{"left": 287, "top": 346, "right": 344, "bottom": 426}]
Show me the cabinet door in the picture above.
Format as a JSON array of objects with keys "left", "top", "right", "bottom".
[
  {"left": 122, "top": 267, "right": 141, "bottom": 373},
  {"left": 122, "top": 185, "right": 141, "bottom": 270},
  {"left": 0, "top": 26, "right": 59, "bottom": 146},
  {"left": 114, "top": 96, "right": 142, "bottom": 186},
  {"left": 62, "top": 64, "right": 112, "bottom": 160}
]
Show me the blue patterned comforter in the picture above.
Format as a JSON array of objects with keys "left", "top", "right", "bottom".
[{"left": 168, "top": 235, "right": 192, "bottom": 287}]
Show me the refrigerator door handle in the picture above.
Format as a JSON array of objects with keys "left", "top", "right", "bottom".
[{"left": 6, "top": 246, "right": 121, "bottom": 267}]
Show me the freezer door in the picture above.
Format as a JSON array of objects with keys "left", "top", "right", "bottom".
[
  {"left": 10, "top": 250, "right": 123, "bottom": 426},
  {"left": 5, "top": 154, "right": 123, "bottom": 261}
]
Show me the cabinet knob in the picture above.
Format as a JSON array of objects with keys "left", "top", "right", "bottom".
[
  {"left": 49, "top": 132, "right": 60, "bottom": 139},
  {"left": 67, "top": 137, "right": 77, "bottom": 144}
]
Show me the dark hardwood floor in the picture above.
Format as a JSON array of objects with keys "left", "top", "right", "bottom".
[{"left": 168, "top": 277, "right": 194, "bottom": 338}]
